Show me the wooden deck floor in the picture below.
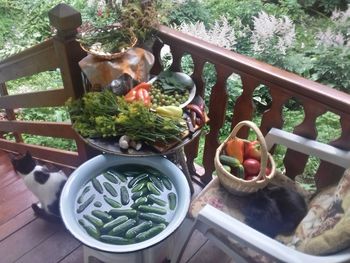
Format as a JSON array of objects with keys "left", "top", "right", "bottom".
[{"left": 0, "top": 150, "right": 234, "bottom": 263}]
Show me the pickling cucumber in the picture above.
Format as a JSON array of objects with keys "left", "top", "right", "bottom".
[
  {"left": 168, "top": 192, "right": 177, "bottom": 211},
  {"left": 108, "top": 219, "right": 136, "bottom": 236},
  {"left": 76, "top": 194, "right": 95, "bottom": 214},
  {"left": 125, "top": 221, "right": 153, "bottom": 239},
  {"left": 100, "top": 215, "right": 129, "bottom": 233},
  {"left": 83, "top": 214, "right": 104, "bottom": 228},
  {"left": 130, "top": 196, "right": 148, "bottom": 209},
  {"left": 219, "top": 155, "right": 241, "bottom": 168},
  {"left": 100, "top": 235, "right": 131, "bottom": 245},
  {"left": 103, "top": 181, "right": 118, "bottom": 197},
  {"left": 94, "top": 201, "right": 102, "bottom": 207},
  {"left": 108, "top": 170, "right": 127, "bottom": 182},
  {"left": 135, "top": 224, "right": 166, "bottom": 242},
  {"left": 131, "top": 189, "right": 148, "bottom": 200},
  {"left": 128, "top": 173, "right": 148, "bottom": 188},
  {"left": 103, "top": 195, "right": 122, "bottom": 208},
  {"left": 103, "top": 172, "right": 119, "bottom": 184},
  {"left": 147, "top": 182, "right": 161, "bottom": 195},
  {"left": 149, "top": 176, "right": 164, "bottom": 191},
  {"left": 138, "top": 213, "right": 168, "bottom": 224},
  {"left": 120, "top": 186, "right": 130, "bottom": 205},
  {"left": 147, "top": 195, "right": 167, "bottom": 207},
  {"left": 109, "top": 208, "right": 138, "bottom": 218},
  {"left": 92, "top": 178, "right": 103, "bottom": 194},
  {"left": 79, "top": 219, "right": 100, "bottom": 239},
  {"left": 77, "top": 185, "right": 91, "bottom": 204},
  {"left": 161, "top": 176, "right": 172, "bottom": 190},
  {"left": 131, "top": 182, "right": 146, "bottom": 193},
  {"left": 137, "top": 205, "right": 167, "bottom": 215},
  {"left": 92, "top": 210, "right": 113, "bottom": 223}
]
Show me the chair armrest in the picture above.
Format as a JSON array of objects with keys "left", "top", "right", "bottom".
[{"left": 265, "top": 128, "right": 350, "bottom": 168}]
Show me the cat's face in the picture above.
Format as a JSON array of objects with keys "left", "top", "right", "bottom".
[{"left": 11, "top": 151, "right": 36, "bottom": 175}]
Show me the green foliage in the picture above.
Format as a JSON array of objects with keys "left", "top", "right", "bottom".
[{"left": 298, "top": 0, "right": 348, "bottom": 15}]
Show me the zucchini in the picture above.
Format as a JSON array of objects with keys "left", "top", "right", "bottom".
[
  {"left": 92, "top": 178, "right": 104, "bottom": 194},
  {"left": 131, "top": 189, "right": 148, "bottom": 200},
  {"left": 101, "top": 215, "right": 128, "bottom": 233},
  {"left": 147, "top": 194, "right": 166, "bottom": 207},
  {"left": 135, "top": 224, "right": 166, "bottom": 242},
  {"left": 131, "top": 182, "right": 146, "bottom": 193},
  {"left": 130, "top": 196, "right": 148, "bottom": 209},
  {"left": 83, "top": 214, "right": 104, "bottom": 228},
  {"left": 103, "top": 172, "right": 119, "bottom": 184},
  {"left": 108, "top": 219, "right": 136, "bottom": 236},
  {"left": 161, "top": 176, "right": 172, "bottom": 190},
  {"left": 103, "top": 195, "right": 122, "bottom": 208},
  {"left": 168, "top": 192, "right": 177, "bottom": 211},
  {"left": 138, "top": 213, "right": 167, "bottom": 224},
  {"left": 76, "top": 194, "right": 95, "bottom": 214},
  {"left": 100, "top": 235, "right": 131, "bottom": 245},
  {"left": 92, "top": 210, "right": 113, "bottom": 223},
  {"left": 125, "top": 221, "right": 153, "bottom": 239},
  {"left": 120, "top": 186, "right": 130, "bottom": 205},
  {"left": 93, "top": 201, "right": 102, "bottom": 207},
  {"left": 108, "top": 170, "right": 127, "bottom": 182},
  {"left": 128, "top": 173, "right": 148, "bottom": 188},
  {"left": 77, "top": 185, "right": 91, "bottom": 204},
  {"left": 147, "top": 182, "right": 161, "bottom": 196},
  {"left": 137, "top": 205, "right": 167, "bottom": 215},
  {"left": 80, "top": 219, "right": 100, "bottom": 239},
  {"left": 149, "top": 176, "right": 164, "bottom": 191},
  {"left": 109, "top": 208, "right": 138, "bottom": 218},
  {"left": 103, "top": 181, "right": 118, "bottom": 197},
  {"left": 219, "top": 155, "right": 241, "bottom": 168}
]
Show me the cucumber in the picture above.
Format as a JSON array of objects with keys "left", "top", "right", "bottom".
[
  {"left": 147, "top": 182, "right": 161, "bottom": 196},
  {"left": 131, "top": 189, "right": 148, "bottom": 200},
  {"left": 103, "top": 172, "right": 119, "bottom": 184},
  {"left": 149, "top": 176, "right": 164, "bottom": 191},
  {"left": 120, "top": 186, "right": 130, "bottom": 205},
  {"left": 137, "top": 205, "right": 167, "bottom": 215},
  {"left": 92, "top": 178, "right": 103, "bottom": 194},
  {"left": 108, "top": 219, "right": 136, "bottom": 236},
  {"left": 161, "top": 176, "right": 172, "bottom": 190},
  {"left": 103, "top": 195, "right": 122, "bottom": 208},
  {"left": 94, "top": 201, "right": 102, "bottom": 207},
  {"left": 77, "top": 185, "right": 91, "bottom": 204},
  {"left": 219, "top": 155, "right": 241, "bottom": 168},
  {"left": 168, "top": 192, "right": 177, "bottom": 211},
  {"left": 109, "top": 208, "right": 138, "bottom": 218},
  {"left": 121, "top": 170, "right": 143, "bottom": 177},
  {"left": 231, "top": 165, "right": 245, "bottom": 179},
  {"left": 83, "top": 214, "right": 104, "bottom": 228},
  {"left": 135, "top": 224, "right": 166, "bottom": 242},
  {"left": 130, "top": 196, "right": 148, "bottom": 209},
  {"left": 125, "top": 221, "right": 153, "bottom": 239},
  {"left": 101, "top": 215, "right": 129, "bottom": 233},
  {"left": 138, "top": 213, "right": 168, "bottom": 224},
  {"left": 148, "top": 194, "right": 166, "bottom": 207},
  {"left": 128, "top": 173, "right": 148, "bottom": 188},
  {"left": 76, "top": 194, "right": 95, "bottom": 214},
  {"left": 103, "top": 181, "right": 118, "bottom": 197},
  {"left": 108, "top": 170, "right": 127, "bottom": 182},
  {"left": 131, "top": 182, "right": 146, "bottom": 193},
  {"left": 100, "top": 235, "right": 131, "bottom": 245},
  {"left": 92, "top": 210, "right": 113, "bottom": 223},
  {"left": 80, "top": 219, "right": 100, "bottom": 239}
]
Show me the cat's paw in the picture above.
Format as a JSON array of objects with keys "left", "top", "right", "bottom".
[{"left": 31, "top": 203, "right": 44, "bottom": 215}]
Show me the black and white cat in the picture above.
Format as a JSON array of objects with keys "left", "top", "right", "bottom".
[
  {"left": 242, "top": 184, "right": 308, "bottom": 238},
  {"left": 11, "top": 151, "right": 67, "bottom": 222}
]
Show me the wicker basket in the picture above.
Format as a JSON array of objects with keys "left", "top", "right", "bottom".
[
  {"left": 79, "top": 26, "right": 137, "bottom": 60},
  {"left": 214, "top": 120, "right": 276, "bottom": 196}
]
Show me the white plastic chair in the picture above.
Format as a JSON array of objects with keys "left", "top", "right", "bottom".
[{"left": 171, "top": 128, "right": 350, "bottom": 263}]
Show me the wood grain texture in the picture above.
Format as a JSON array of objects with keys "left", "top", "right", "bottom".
[{"left": 58, "top": 245, "right": 84, "bottom": 263}]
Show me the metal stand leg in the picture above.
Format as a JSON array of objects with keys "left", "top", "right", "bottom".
[{"left": 175, "top": 147, "right": 194, "bottom": 194}]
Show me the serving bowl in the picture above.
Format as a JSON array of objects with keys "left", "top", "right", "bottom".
[{"left": 60, "top": 154, "right": 190, "bottom": 253}]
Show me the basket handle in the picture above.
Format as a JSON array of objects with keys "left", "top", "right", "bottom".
[{"left": 228, "top": 121, "right": 269, "bottom": 181}]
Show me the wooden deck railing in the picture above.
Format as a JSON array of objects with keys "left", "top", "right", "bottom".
[{"left": 0, "top": 4, "right": 349, "bottom": 189}]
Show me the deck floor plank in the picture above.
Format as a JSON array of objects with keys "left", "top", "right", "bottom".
[
  {"left": 187, "top": 239, "right": 234, "bottom": 263},
  {"left": 58, "top": 245, "right": 84, "bottom": 263}
]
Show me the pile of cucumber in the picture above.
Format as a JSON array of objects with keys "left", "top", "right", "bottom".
[{"left": 75, "top": 165, "right": 177, "bottom": 245}]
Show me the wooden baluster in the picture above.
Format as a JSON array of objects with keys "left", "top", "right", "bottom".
[
  {"left": 202, "top": 65, "right": 232, "bottom": 183},
  {"left": 315, "top": 113, "right": 350, "bottom": 188},
  {"left": 231, "top": 74, "right": 259, "bottom": 138},
  {"left": 0, "top": 83, "right": 23, "bottom": 142},
  {"left": 168, "top": 46, "right": 184, "bottom": 72},
  {"left": 185, "top": 56, "right": 206, "bottom": 176},
  {"left": 283, "top": 100, "right": 326, "bottom": 180},
  {"left": 150, "top": 37, "right": 164, "bottom": 76},
  {"left": 260, "top": 86, "right": 290, "bottom": 136}
]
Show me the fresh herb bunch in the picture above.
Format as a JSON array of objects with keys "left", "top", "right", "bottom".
[{"left": 153, "top": 70, "right": 193, "bottom": 94}]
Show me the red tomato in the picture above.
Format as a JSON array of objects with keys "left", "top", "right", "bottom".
[
  {"left": 265, "top": 167, "right": 271, "bottom": 176},
  {"left": 243, "top": 158, "right": 260, "bottom": 175},
  {"left": 244, "top": 140, "right": 261, "bottom": 160},
  {"left": 244, "top": 174, "right": 257, "bottom": 181}
]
